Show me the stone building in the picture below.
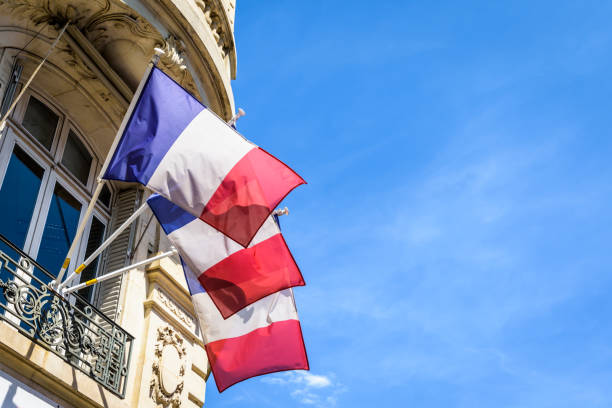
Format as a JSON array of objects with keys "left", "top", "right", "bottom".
[{"left": 0, "top": 1, "right": 237, "bottom": 407}]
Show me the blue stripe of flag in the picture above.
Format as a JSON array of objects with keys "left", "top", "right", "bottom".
[
  {"left": 103, "top": 67, "right": 205, "bottom": 185},
  {"left": 147, "top": 193, "right": 195, "bottom": 235}
]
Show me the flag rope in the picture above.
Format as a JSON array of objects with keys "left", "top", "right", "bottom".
[
  {"left": 0, "top": 21, "right": 70, "bottom": 134},
  {"left": 57, "top": 202, "right": 149, "bottom": 291},
  {"left": 53, "top": 53, "right": 162, "bottom": 287},
  {"left": 62, "top": 248, "right": 177, "bottom": 295}
]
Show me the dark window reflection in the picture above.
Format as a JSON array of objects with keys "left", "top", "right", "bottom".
[
  {"left": 35, "top": 183, "right": 81, "bottom": 282},
  {"left": 99, "top": 184, "right": 112, "bottom": 207},
  {"left": 61, "top": 130, "right": 92, "bottom": 185},
  {"left": 0, "top": 145, "right": 45, "bottom": 292},
  {"left": 78, "top": 216, "right": 105, "bottom": 302},
  {"left": 22, "top": 97, "right": 59, "bottom": 151},
  {"left": 0, "top": 145, "right": 44, "bottom": 248}
]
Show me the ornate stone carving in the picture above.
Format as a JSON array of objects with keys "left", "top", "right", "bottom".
[
  {"left": 150, "top": 326, "right": 187, "bottom": 408},
  {"left": 0, "top": 0, "right": 84, "bottom": 26},
  {"left": 0, "top": 0, "right": 157, "bottom": 41},
  {"left": 154, "top": 288, "right": 196, "bottom": 330},
  {"left": 155, "top": 35, "right": 199, "bottom": 98},
  {"left": 194, "top": 0, "right": 233, "bottom": 57},
  {"left": 56, "top": 43, "right": 97, "bottom": 80},
  {"left": 0, "top": 0, "right": 202, "bottom": 99},
  {"left": 158, "top": 36, "right": 185, "bottom": 69},
  {"left": 54, "top": 39, "right": 126, "bottom": 119}
]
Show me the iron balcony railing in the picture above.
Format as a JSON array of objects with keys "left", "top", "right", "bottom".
[{"left": 0, "top": 233, "right": 133, "bottom": 398}]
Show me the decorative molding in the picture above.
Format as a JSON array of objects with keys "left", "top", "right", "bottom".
[
  {"left": 194, "top": 0, "right": 234, "bottom": 58},
  {"left": 0, "top": 0, "right": 157, "bottom": 42},
  {"left": 146, "top": 261, "right": 194, "bottom": 315},
  {"left": 56, "top": 43, "right": 97, "bottom": 80},
  {"left": 156, "top": 35, "right": 200, "bottom": 98},
  {"left": 154, "top": 288, "right": 196, "bottom": 330},
  {"left": 54, "top": 38, "right": 127, "bottom": 121},
  {"left": 159, "top": 35, "right": 185, "bottom": 68},
  {"left": 0, "top": 0, "right": 202, "bottom": 99},
  {"left": 150, "top": 326, "right": 186, "bottom": 408}
]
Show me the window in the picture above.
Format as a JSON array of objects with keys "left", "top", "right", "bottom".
[
  {"left": 62, "top": 130, "right": 93, "bottom": 185},
  {"left": 0, "top": 92, "right": 111, "bottom": 291},
  {"left": 36, "top": 184, "right": 82, "bottom": 273},
  {"left": 21, "top": 96, "right": 59, "bottom": 150},
  {"left": 99, "top": 184, "right": 112, "bottom": 207},
  {"left": 0, "top": 145, "right": 44, "bottom": 248}
]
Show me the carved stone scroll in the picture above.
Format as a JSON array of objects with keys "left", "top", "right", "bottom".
[{"left": 150, "top": 326, "right": 187, "bottom": 408}]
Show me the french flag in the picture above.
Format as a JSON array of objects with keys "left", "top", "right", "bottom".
[
  {"left": 183, "top": 262, "right": 309, "bottom": 392},
  {"left": 147, "top": 193, "right": 305, "bottom": 318},
  {"left": 103, "top": 67, "right": 305, "bottom": 247}
]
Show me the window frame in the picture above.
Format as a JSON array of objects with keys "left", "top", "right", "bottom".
[
  {"left": 0, "top": 89, "right": 112, "bottom": 287},
  {"left": 57, "top": 122, "right": 97, "bottom": 191},
  {"left": 14, "top": 93, "right": 64, "bottom": 157}
]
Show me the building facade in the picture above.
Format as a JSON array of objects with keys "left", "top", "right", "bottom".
[{"left": 0, "top": 1, "right": 238, "bottom": 406}]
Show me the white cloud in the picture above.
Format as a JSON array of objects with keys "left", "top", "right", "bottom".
[
  {"left": 261, "top": 372, "right": 344, "bottom": 407},
  {"left": 261, "top": 371, "right": 331, "bottom": 388},
  {"left": 300, "top": 373, "right": 332, "bottom": 388}
]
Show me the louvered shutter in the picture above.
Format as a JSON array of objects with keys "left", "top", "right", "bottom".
[{"left": 94, "top": 187, "right": 141, "bottom": 321}]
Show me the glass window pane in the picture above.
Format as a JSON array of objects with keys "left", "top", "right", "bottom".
[
  {"left": 35, "top": 183, "right": 81, "bottom": 280},
  {"left": 0, "top": 145, "right": 45, "bottom": 295},
  {"left": 0, "top": 145, "right": 44, "bottom": 249},
  {"left": 61, "top": 130, "right": 92, "bottom": 185},
  {"left": 99, "top": 184, "right": 112, "bottom": 207},
  {"left": 78, "top": 216, "right": 105, "bottom": 302},
  {"left": 21, "top": 97, "right": 59, "bottom": 150}
]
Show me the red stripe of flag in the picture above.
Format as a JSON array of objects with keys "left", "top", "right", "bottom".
[
  {"left": 199, "top": 233, "right": 305, "bottom": 318},
  {"left": 206, "top": 319, "right": 309, "bottom": 392},
  {"left": 200, "top": 148, "right": 305, "bottom": 247}
]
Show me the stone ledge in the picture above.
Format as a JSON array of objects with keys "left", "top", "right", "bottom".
[{"left": 0, "top": 321, "right": 129, "bottom": 408}]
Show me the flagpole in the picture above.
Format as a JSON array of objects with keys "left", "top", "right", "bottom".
[
  {"left": 57, "top": 201, "right": 149, "bottom": 291},
  {"left": 53, "top": 49, "right": 164, "bottom": 287},
  {"left": 0, "top": 21, "right": 69, "bottom": 134},
  {"left": 62, "top": 248, "right": 177, "bottom": 295}
]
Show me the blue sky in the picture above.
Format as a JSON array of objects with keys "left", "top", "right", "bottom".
[{"left": 205, "top": 1, "right": 612, "bottom": 407}]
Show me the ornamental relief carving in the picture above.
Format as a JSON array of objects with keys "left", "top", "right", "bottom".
[
  {"left": 156, "top": 35, "right": 200, "bottom": 98},
  {"left": 150, "top": 326, "right": 187, "bottom": 408},
  {"left": 0, "top": 0, "right": 157, "bottom": 42},
  {"left": 194, "top": 0, "right": 233, "bottom": 57},
  {"left": 154, "top": 287, "right": 196, "bottom": 330},
  {"left": 54, "top": 40, "right": 126, "bottom": 120},
  {"left": 0, "top": 0, "right": 202, "bottom": 99}
]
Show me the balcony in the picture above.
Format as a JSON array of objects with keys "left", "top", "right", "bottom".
[{"left": 0, "top": 233, "right": 133, "bottom": 398}]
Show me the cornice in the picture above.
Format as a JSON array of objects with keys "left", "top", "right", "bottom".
[
  {"left": 0, "top": 0, "right": 205, "bottom": 101},
  {"left": 195, "top": 0, "right": 237, "bottom": 79},
  {"left": 145, "top": 260, "right": 193, "bottom": 314},
  {"left": 146, "top": 0, "right": 235, "bottom": 118}
]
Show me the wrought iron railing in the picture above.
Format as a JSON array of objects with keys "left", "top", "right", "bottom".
[{"left": 0, "top": 233, "right": 133, "bottom": 398}]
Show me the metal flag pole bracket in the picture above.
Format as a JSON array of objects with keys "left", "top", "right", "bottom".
[
  {"left": 62, "top": 248, "right": 178, "bottom": 295},
  {"left": 227, "top": 108, "right": 245, "bottom": 126},
  {"left": 274, "top": 207, "right": 290, "bottom": 216},
  {"left": 57, "top": 202, "right": 149, "bottom": 291},
  {"left": 0, "top": 21, "right": 70, "bottom": 134}
]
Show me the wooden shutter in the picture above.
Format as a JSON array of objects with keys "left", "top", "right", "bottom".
[{"left": 94, "top": 187, "right": 141, "bottom": 321}]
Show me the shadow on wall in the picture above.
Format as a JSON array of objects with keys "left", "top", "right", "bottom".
[
  {"left": 0, "top": 369, "right": 60, "bottom": 408},
  {"left": 0, "top": 381, "right": 17, "bottom": 408}
]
